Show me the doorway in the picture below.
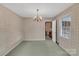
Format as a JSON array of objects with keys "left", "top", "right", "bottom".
[
  {"left": 45, "top": 21, "right": 52, "bottom": 40},
  {"left": 45, "top": 20, "right": 57, "bottom": 43}
]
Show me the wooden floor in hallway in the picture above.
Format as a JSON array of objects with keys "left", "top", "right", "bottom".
[{"left": 6, "top": 40, "right": 69, "bottom": 56}]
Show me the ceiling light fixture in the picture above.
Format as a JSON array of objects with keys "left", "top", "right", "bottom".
[{"left": 33, "top": 9, "right": 42, "bottom": 22}]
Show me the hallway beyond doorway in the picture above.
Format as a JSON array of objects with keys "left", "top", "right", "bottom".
[{"left": 45, "top": 21, "right": 52, "bottom": 40}]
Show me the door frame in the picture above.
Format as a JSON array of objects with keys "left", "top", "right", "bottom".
[
  {"left": 52, "top": 20, "right": 56, "bottom": 42},
  {"left": 52, "top": 20, "right": 59, "bottom": 44}
]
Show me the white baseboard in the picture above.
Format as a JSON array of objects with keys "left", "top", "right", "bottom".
[
  {"left": 64, "top": 49, "right": 77, "bottom": 56},
  {"left": 58, "top": 45, "right": 77, "bottom": 56},
  {"left": 23, "top": 39, "right": 45, "bottom": 41},
  {"left": 2, "top": 39, "right": 23, "bottom": 56}
]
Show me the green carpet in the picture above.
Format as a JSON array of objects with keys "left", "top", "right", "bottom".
[{"left": 6, "top": 40, "right": 69, "bottom": 56}]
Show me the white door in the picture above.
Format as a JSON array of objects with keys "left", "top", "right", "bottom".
[{"left": 52, "top": 20, "right": 56, "bottom": 43}]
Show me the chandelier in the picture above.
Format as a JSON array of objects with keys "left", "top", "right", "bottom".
[{"left": 33, "top": 9, "right": 42, "bottom": 22}]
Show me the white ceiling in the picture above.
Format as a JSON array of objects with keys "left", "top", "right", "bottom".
[{"left": 1, "top": 3, "right": 74, "bottom": 17}]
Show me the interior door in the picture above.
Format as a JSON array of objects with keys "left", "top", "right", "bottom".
[{"left": 52, "top": 20, "right": 56, "bottom": 43}]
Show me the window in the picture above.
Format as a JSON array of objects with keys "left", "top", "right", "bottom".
[{"left": 60, "top": 15, "right": 71, "bottom": 39}]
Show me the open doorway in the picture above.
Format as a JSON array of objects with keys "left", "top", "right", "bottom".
[
  {"left": 45, "top": 21, "right": 52, "bottom": 40},
  {"left": 45, "top": 20, "right": 57, "bottom": 43}
]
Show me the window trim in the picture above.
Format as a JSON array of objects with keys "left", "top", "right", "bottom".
[{"left": 60, "top": 15, "right": 71, "bottom": 39}]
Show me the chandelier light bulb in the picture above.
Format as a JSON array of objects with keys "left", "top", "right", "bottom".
[{"left": 33, "top": 9, "right": 42, "bottom": 22}]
